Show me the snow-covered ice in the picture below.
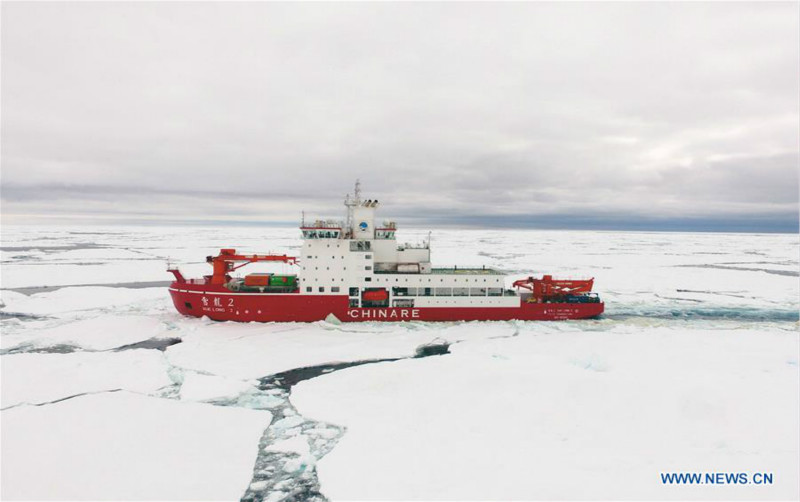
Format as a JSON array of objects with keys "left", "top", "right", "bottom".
[
  {"left": 179, "top": 372, "right": 258, "bottom": 402},
  {"left": 1, "top": 392, "right": 271, "bottom": 500},
  {"left": 1, "top": 314, "right": 174, "bottom": 352},
  {"left": 2, "top": 349, "right": 173, "bottom": 408},
  {"left": 1, "top": 287, "right": 165, "bottom": 317},
  {"left": 292, "top": 325, "right": 799, "bottom": 500},
  {"left": 1, "top": 225, "right": 797, "bottom": 500}
]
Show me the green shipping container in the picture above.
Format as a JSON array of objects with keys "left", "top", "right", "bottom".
[{"left": 269, "top": 275, "right": 297, "bottom": 287}]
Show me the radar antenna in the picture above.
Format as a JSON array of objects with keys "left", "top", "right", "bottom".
[
  {"left": 344, "top": 179, "right": 362, "bottom": 238},
  {"left": 354, "top": 179, "right": 362, "bottom": 204}
]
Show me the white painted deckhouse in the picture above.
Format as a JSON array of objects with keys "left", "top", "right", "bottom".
[{"left": 298, "top": 181, "right": 513, "bottom": 309}]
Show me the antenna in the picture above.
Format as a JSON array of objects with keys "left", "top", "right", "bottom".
[
  {"left": 344, "top": 180, "right": 361, "bottom": 237},
  {"left": 301, "top": 210, "right": 305, "bottom": 227}
]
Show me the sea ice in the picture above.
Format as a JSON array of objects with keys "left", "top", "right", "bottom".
[
  {"left": 292, "top": 326, "right": 800, "bottom": 500},
  {"left": 1, "top": 224, "right": 797, "bottom": 501},
  {"left": 1, "top": 350, "right": 173, "bottom": 408},
  {"left": 265, "top": 435, "right": 312, "bottom": 456},
  {"left": 179, "top": 372, "right": 257, "bottom": 402},
  {"left": 164, "top": 319, "right": 511, "bottom": 380},
  {"left": 0, "top": 287, "right": 165, "bottom": 317},
  {"left": 0, "top": 392, "right": 271, "bottom": 500},
  {"left": 1, "top": 314, "right": 174, "bottom": 352}
]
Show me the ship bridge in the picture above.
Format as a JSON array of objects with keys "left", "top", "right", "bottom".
[
  {"left": 300, "top": 180, "right": 432, "bottom": 273},
  {"left": 297, "top": 181, "right": 509, "bottom": 310}
]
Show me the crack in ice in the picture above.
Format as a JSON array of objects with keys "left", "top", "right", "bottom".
[{"left": 239, "top": 340, "right": 453, "bottom": 502}]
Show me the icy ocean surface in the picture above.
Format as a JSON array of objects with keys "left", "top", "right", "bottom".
[{"left": 1, "top": 225, "right": 798, "bottom": 501}]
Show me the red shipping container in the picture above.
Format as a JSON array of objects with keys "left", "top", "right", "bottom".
[{"left": 244, "top": 273, "right": 272, "bottom": 287}]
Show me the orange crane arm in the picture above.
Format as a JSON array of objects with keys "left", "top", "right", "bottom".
[
  {"left": 513, "top": 275, "right": 594, "bottom": 301},
  {"left": 208, "top": 248, "right": 299, "bottom": 285}
]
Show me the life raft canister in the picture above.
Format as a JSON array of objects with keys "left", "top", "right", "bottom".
[{"left": 362, "top": 289, "right": 389, "bottom": 301}]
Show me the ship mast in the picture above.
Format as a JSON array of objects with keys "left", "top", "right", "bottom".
[{"left": 344, "top": 179, "right": 361, "bottom": 239}]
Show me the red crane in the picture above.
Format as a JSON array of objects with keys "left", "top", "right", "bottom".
[
  {"left": 513, "top": 275, "right": 594, "bottom": 302},
  {"left": 166, "top": 248, "right": 298, "bottom": 286},
  {"left": 205, "top": 248, "right": 299, "bottom": 285},
  {"left": 169, "top": 248, "right": 299, "bottom": 285}
]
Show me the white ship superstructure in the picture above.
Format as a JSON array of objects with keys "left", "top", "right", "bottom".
[{"left": 298, "top": 182, "right": 514, "bottom": 311}]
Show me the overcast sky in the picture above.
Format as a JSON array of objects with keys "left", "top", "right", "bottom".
[{"left": 2, "top": 2, "right": 798, "bottom": 231}]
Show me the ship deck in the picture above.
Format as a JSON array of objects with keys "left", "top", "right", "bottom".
[
  {"left": 430, "top": 267, "right": 503, "bottom": 275},
  {"left": 375, "top": 267, "right": 504, "bottom": 275}
]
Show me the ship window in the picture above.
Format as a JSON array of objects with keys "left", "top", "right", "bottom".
[
  {"left": 453, "top": 287, "right": 469, "bottom": 296},
  {"left": 349, "top": 298, "right": 359, "bottom": 307},
  {"left": 306, "top": 287, "right": 312, "bottom": 292},
  {"left": 349, "top": 287, "right": 359, "bottom": 296},
  {"left": 392, "top": 287, "right": 409, "bottom": 296},
  {"left": 350, "top": 241, "right": 372, "bottom": 251},
  {"left": 406, "top": 287, "right": 418, "bottom": 296},
  {"left": 470, "top": 288, "right": 487, "bottom": 296},
  {"left": 319, "top": 287, "right": 325, "bottom": 292},
  {"left": 393, "top": 299, "right": 414, "bottom": 308},
  {"left": 365, "top": 266, "right": 372, "bottom": 270},
  {"left": 307, "top": 256, "right": 312, "bottom": 259},
  {"left": 365, "top": 277, "right": 372, "bottom": 282},
  {"left": 420, "top": 287, "right": 433, "bottom": 296},
  {"left": 332, "top": 287, "right": 340, "bottom": 293},
  {"left": 365, "top": 254, "right": 372, "bottom": 259},
  {"left": 488, "top": 288, "right": 502, "bottom": 296},
  {"left": 435, "top": 287, "right": 452, "bottom": 296}
]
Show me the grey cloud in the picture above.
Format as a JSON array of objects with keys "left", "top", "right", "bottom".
[{"left": 1, "top": 2, "right": 797, "bottom": 231}]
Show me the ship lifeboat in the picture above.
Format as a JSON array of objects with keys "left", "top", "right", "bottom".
[{"left": 362, "top": 289, "right": 389, "bottom": 301}]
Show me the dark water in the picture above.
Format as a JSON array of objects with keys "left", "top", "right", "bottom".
[
  {"left": 114, "top": 338, "right": 183, "bottom": 352},
  {"left": 241, "top": 339, "right": 452, "bottom": 502},
  {"left": 603, "top": 308, "right": 799, "bottom": 323},
  {"left": 4, "top": 281, "right": 172, "bottom": 296}
]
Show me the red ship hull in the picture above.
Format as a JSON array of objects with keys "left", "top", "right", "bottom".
[{"left": 168, "top": 283, "right": 604, "bottom": 322}]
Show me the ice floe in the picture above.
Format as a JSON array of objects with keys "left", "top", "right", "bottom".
[
  {"left": 292, "top": 327, "right": 800, "bottom": 500},
  {"left": 1, "top": 392, "right": 271, "bottom": 500},
  {"left": 2, "top": 349, "right": 173, "bottom": 408},
  {"left": 179, "top": 372, "right": 257, "bottom": 402},
  {"left": 1, "top": 314, "right": 174, "bottom": 352}
]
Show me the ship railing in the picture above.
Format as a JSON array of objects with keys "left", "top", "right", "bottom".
[{"left": 302, "top": 220, "right": 344, "bottom": 229}]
